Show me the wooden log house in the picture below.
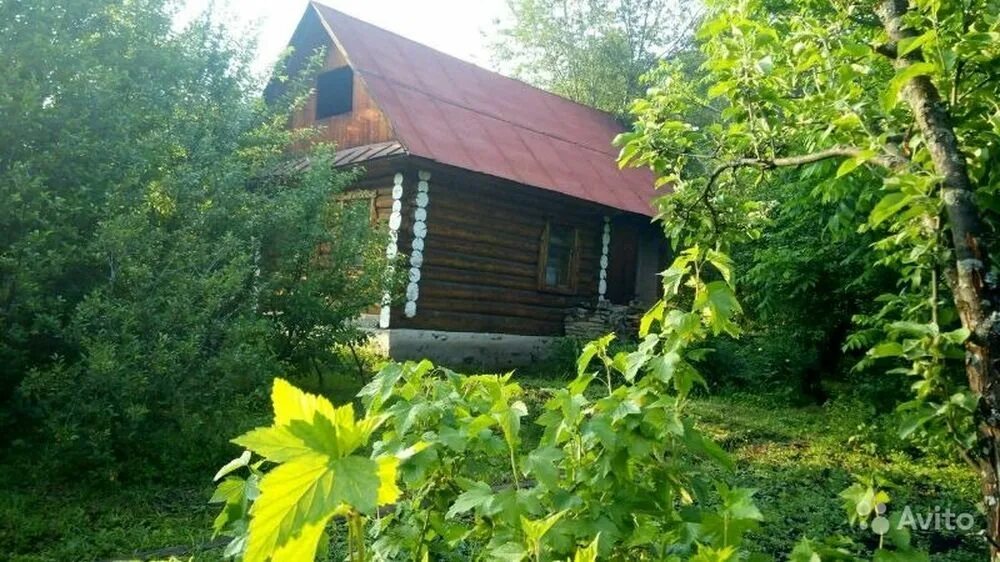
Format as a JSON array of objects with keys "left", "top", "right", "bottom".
[{"left": 272, "top": 2, "right": 666, "bottom": 365}]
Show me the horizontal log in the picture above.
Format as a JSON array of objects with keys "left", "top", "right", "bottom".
[
  {"left": 428, "top": 213, "right": 602, "bottom": 261},
  {"left": 418, "top": 279, "right": 587, "bottom": 308},
  {"left": 429, "top": 190, "right": 603, "bottom": 232},
  {"left": 416, "top": 296, "right": 568, "bottom": 322},
  {"left": 423, "top": 247, "right": 539, "bottom": 279},
  {"left": 427, "top": 169, "right": 614, "bottom": 218},
  {"left": 424, "top": 230, "right": 540, "bottom": 266},
  {"left": 420, "top": 244, "right": 601, "bottom": 294},
  {"left": 420, "top": 264, "right": 538, "bottom": 292},
  {"left": 430, "top": 210, "right": 552, "bottom": 242}
]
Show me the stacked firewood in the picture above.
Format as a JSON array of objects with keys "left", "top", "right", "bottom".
[{"left": 564, "top": 300, "right": 643, "bottom": 340}]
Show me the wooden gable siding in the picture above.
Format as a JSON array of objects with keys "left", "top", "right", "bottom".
[
  {"left": 389, "top": 162, "right": 610, "bottom": 336},
  {"left": 284, "top": 8, "right": 396, "bottom": 150}
]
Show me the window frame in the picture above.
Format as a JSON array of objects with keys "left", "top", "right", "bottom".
[
  {"left": 537, "top": 221, "right": 580, "bottom": 294},
  {"left": 335, "top": 189, "right": 378, "bottom": 227}
]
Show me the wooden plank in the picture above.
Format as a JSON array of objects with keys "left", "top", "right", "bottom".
[{"left": 286, "top": 27, "right": 397, "bottom": 150}]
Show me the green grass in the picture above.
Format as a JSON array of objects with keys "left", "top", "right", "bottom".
[
  {"left": 0, "top": 377, "right": 984, "bottom": 561},
  {"left": 0, "top": 476, "right": 220, "bottom": 562},
  {"left": 688, "top": 393, "right": 982, "bottom": 560}
]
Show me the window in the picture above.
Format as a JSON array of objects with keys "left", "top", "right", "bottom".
[
  {"left": 315, "top": 66, "right": 354, "bottom": 119},
  {"left": 538, "top": 222, "right": 579, "bottom": 293},
  {"left": 335, "top": 189, "right": 377, "bottom": 226}
]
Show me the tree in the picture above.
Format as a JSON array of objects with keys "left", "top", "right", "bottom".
[
  {"left": 490, "top": 0, "right": 702, "bottom": 114},
  {"left": 0, "top": 0, "right": 390, "bottom": 476},
  {"left": 710, "top": 168, "right": 895, "bottom": 402},
  {"left": 618, "top": 0, "right": 1000, "bottom": 551}
]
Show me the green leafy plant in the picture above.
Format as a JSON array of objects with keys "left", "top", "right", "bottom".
[
  {"left": 2, "top": 0, "right": 392, "bottom": 477},
  {"left": 213, "top": 241, "right": 766, "bottom": 561},
  {"left": 617, "top": 0, "right": 999, "bottom": 552}
]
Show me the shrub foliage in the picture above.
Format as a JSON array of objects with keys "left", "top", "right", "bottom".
[{"left": 0, "top": 0, "right": 391, "bottom": 476}]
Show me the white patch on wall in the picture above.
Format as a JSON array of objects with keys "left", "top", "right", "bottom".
[
  {"left": 380, "top": 172, "right": 406, "bottom": 328},
  {"left": 598, "top": 216, "right": 611, "bottom": 300},
  {"left": 404, "top": 170, "right": 431, "bottom": 318}
]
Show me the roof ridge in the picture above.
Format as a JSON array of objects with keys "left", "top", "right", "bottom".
[{"left": 308, "top": 0, "right": 623, "bottom": 123}]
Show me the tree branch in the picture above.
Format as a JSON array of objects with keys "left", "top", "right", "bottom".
[{"left": 706, "top": 146, "right": 904, "bottom": 189}]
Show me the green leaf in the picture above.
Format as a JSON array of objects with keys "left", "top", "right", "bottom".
[
  {"left": 883, "top": 62, "right": 937, "bottom": 111},
  {"left": 567, "top": 373, "right": 595, "bottom": 396},
  {"left": 244, "top": 456, "right": 340, "bottom": 562},
  {"left": 524, "top": 446, "right": 563, "bottom": 489},
  {"left": 897, "top": 30, "right": 936, "bottom": 57},
  {"left": 690, "top": 544, "right": 738, "bottom": 562},
  {"left": 647, "top": 351, "right": 681, "bottom": 384},
  {"left": 573, "top": 535, "right": 600, "bottom": 562},
  {"left": 577, "top": 335, "right": 613, "bottom": 375},
  {"left": 707, "top": 80, "right": 736, "bottom": 99},
  {"left": 521, "top": 509, "right": 567, "bottom": 544},
  {"left": 697, "top": 281, "right": 743, "bottom": 336},
  {"left": 446, "top": 481, "right": 494, "bottom": 518},
  {"left": 941, "top": 328, "right": 970, "bottom": 345},
  {"left": 489, "top": 542, "right": 527, "bottom": 561},
  {"left": 899, "top": 412, "right": 933, "bottom": 439},
  {"left": 836, "top": 150, "right": 877, "bottom": 178},
  {"left": 868, "top": 192, "right": 910, "bottom": 227},
  {"left": 210, "top": 476, "right": 247, "bottom": 505},
  {"left": 358, "top": 361, "right": 405, "bottom": 412},
  {"left": 789, "top": 539, "right": 823, "bottom": 562},
  {"left": 869, "top": 341, "right": 904, "bottom": 358},
  {"left": 706, "top": 249, "right": 734, "bottom": 283},
  {"left": 330, "top": 456, "right": 381, "bottom": 515},
  {"left": 236, "top": 379, "right": 395, "bottom": 562},
  {"left": 721, "top": 487, "right": 763, "bottom": 521},
  {"left": 496, "top": 399, "right": 528, "bottom": 450},
  {"left": 640, "top": 300, "right": 665, "bottom": 337},
  {"left": 233, "top": 425, "right": 322, "bottom": 463},
  {"left": 242, "top": 453, "right": 392, "bottom": 561}
]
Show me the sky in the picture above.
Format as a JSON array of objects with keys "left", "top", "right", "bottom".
[{"left": 176, "top": 0, "right": 510, "bottom": 74}]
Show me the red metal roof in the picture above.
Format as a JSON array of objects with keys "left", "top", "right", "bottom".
[{"left": 311, "top": 2, "right": 658, "bottom": 217}]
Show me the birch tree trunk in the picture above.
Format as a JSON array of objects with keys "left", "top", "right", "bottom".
[{"left": 878, "top": 0, "right": 1000, "bottom": 555}]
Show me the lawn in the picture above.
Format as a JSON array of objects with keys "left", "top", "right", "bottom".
[{"left": 0, "top": 376, "right": 983, "bottom": 561}]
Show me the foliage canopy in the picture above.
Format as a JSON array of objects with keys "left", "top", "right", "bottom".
[
  {"left": 490, "top": 0, "right": 702, "bottom": 114},
  {"left": 617, "top": 0, "right": 1000, "bottom": 552},
  {"left": 0, "top": 0, "right": 392, "bottom": 475}
]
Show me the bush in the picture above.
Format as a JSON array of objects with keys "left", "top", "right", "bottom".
[
  {"left": 0, "top": 1, "right": 391, "bottom": 479},
  {"left": 702, "top": 330, "right": 817, "bottom": 397}
]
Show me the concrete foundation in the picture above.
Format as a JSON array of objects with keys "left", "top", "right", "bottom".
[{"left": 369, "top": 328, "right": 558, "bottom": 369}]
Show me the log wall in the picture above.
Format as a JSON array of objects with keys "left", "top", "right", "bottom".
[{"left": 387, "top": 163, "right": 612, "bottom": 336}]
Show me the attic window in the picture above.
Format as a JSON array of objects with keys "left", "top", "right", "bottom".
[
  {"left": 538, "top": 222, "right": 579, "bottom": 294},
  {"left": 315, "top": 66, "right": 353, "bottom": 119}
]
